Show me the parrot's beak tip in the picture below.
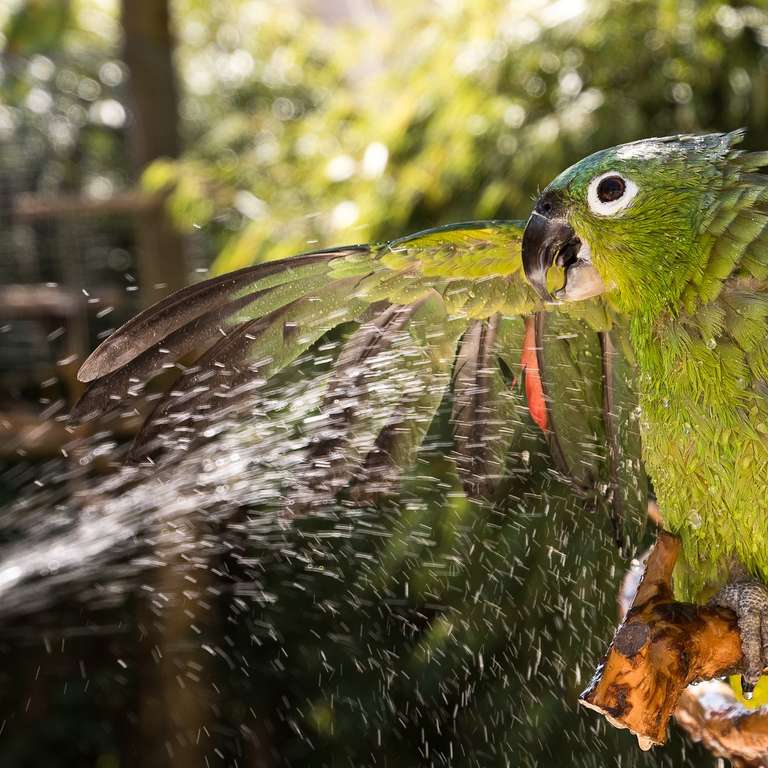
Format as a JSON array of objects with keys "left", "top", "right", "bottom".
[{"left": 531, "top": 281, "right": 556, "bottom": 303}]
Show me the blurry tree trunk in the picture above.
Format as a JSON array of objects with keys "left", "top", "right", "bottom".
[
  {"left": 120, "top": 0, "right": 186, "bottom": 303},
  {"left": 120, "top": 4, "right": 202, "bottom": 767}
]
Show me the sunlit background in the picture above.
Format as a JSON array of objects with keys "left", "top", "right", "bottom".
[{"left": 1, "top": 0, "right": 767, "bottom": 765}]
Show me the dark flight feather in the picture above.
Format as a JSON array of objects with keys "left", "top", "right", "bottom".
[
  {"left": 127, "top": 277, "right": 367, "bottom": 460},
  {"left": 77, "top": 249, "right": 360, "bottom": 382}
]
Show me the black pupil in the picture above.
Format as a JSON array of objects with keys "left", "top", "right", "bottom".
[{"left": 597, "top": 175, "right": 625, "bottom": 203}]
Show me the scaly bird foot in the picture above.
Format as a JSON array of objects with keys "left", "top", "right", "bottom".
[{"left": 710, "top": 579, "right": 768, "bottom": 699}]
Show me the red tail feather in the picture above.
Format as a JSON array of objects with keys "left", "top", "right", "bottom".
[{"left": 521, "top": 316, "right": 548, "bottom": 432}]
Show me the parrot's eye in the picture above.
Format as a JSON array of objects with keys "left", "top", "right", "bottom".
[
  {"left": 587, "top": 171, "right": 638, "bottom": 216},
  {"left": 597, "top": 176, "right": 625, "bottom": 202}
]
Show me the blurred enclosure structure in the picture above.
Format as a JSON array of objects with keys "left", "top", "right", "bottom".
[{"left": 0, "top": 1, "right": 768, "bottom": 766}]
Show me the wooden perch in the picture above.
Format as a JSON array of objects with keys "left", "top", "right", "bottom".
[
  {"left": 0, "top": 284, "right": 128, "bottom": 320},
  {"left": 579, "top": 531, "right": 746, "bottom": 749},
  {"left": 676, "top": 681, "right": 768, "bottom": 766},
  {"left": 14, "top": 191, "right": 161, "bottom": 221}
]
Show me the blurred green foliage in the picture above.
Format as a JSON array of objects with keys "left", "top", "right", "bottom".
[
  {"left": 145, "top": 0, "right": 768, "bottom": 274},
  {"left": 0, "top": 0, "right": 126, "bottom": 196}
]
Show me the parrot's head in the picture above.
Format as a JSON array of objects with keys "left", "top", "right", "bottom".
[{"left": 522, "top": 132, "right": 742, "bottom": 314}]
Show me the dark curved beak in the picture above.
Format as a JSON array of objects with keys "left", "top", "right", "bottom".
[
  {"left": 522, "top": 211, "right": 577, "bottom": 302},
  {"left": 522, "top": 206, "right": 606, "bottom": 303}
]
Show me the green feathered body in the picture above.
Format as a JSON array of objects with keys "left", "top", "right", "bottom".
[
  {"left": 633, "top": 304, "right": 768, "bottom": 599},
  {"left": 637, "top": 150, "right": 768, "bottom": 600},
  {"left": 544, "top": 131, "right": 768, "bottom": 600},
  {"left": 81, "top": 130, "right": 768, "bottom": 604}
]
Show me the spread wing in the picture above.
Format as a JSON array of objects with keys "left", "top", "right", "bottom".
[{"left": 73, "top": 220, "right": 646, "bottom": 546}]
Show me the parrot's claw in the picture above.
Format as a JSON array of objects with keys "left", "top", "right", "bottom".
[{"left": 710, "top": 579, "right": 768, "bottom": 690}]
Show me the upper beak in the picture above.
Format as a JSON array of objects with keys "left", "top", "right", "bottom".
[
  {"left": 522, "top": 211, "right": 576, "bottom": 301},
  {"left": 522, "top": 209, "right": 606, "bottom": 303}
]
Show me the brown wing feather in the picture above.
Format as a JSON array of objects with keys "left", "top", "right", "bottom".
[
  {"left": 77, "top": 249, "right": 358, "bottom": 382},
  {"left": 71, "top": 289, "right": 274, "bottom": 422},
  {"left": 127, "top": 277, "right": 366, "bottom": 461},
  {"left": 301, "top": 303, "right": 418, "bottom": 496},
  {"left": 452, "top": 315, "right": 500, "bottom": 499}
]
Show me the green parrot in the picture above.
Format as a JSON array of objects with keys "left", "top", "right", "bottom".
[
  {"left": 521, "top": 130, "right": 768, "bottom": 695},
  {"left": 77, "top": 130, "right": 768, "bottom": 697},
  {"left": 72, "top": 219, "right": 646, "bottom": 546}
]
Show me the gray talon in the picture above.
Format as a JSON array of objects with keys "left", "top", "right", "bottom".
[{"left": 710, "top": 578, "right": 768, "bottom": 689}]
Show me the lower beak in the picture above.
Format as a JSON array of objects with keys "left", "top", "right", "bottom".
[{"left": 522, "top": 213, "right": 606, "bottom": 302}]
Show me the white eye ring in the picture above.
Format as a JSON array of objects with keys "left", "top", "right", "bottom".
[{"left": 587, "top": 171, "right": 638, "bottom": 216}]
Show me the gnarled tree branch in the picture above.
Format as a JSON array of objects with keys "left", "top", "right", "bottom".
[{"left": 579, "top": 531, "right": 746, "bottom": 749}]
